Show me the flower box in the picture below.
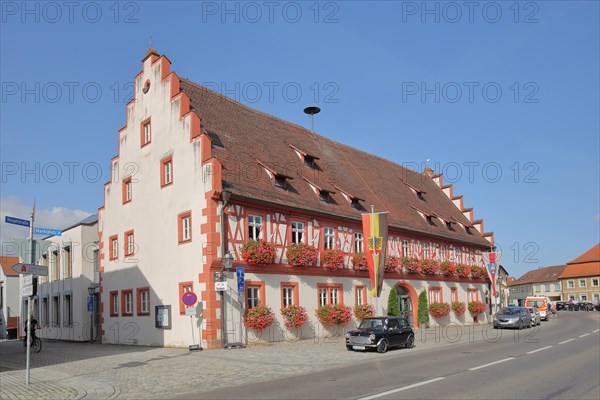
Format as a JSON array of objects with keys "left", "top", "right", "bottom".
[
  {"left": 321, "top": 249, "right": 345, "bottom": 270},
  {"left": 243, "top": 305, "right": 275, "bottom": 330},
  {"left": 403, "top": 257, "right": 421, "bottom": 274},
  {"left": 281, "top": 305, "right": 308, "bottom": 329},
  {"left": 385, "top": 256, "right": 401, "bottom": 273},
  {"left": 354, "top": 304, "right": 375, "bottom": 320},
  {"left": 316, "top": 304, "right": 353, "bottom": 327},
  {"left": 286, "top": 243, "right": 318, "bottom": 267},
  {"left": 421, "top": 260, "right": 440, "bottom": 275},
  {"left": 457, "top": 264, "right": 471, "bottom": 278},
  {"left": 452, "top": 301, "right": 466, "bottom": 316},
  {"left": 440, "top": 261, "right": 457, "bottom": 277},
  {"left": 470, "top": 265, "right": 487, "bottom": 279},
  {"left": 468, "top": 300, "right": 487, "bottom": 315},
  {"left": 352, "top": 252, "right": 368, "bottom": 271},
  {"left": 429, "top": 302, "right": 451, "bottom": 318},
  {"left": 241, "top": 240, "right": 275, "bottom": 264}
]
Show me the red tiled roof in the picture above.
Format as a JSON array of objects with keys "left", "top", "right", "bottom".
[
  {"left": 0, "top": 256, "right": 20, "bottom": 276},
  {"left": 180, "top": 79, "right": 491, "bottom": 247},
  {"left": 559, "top": 263, "right": 600, "bottom": 279},
  {"left": 508, "top": 265, "right": 566, "bottom": 286},
  {"left": 567, "top": 243, "right": 600, "bottom": 265}
]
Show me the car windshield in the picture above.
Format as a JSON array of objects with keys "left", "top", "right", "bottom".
[
  {"left": 499, "top": 308, "right": 520, "bottom": 315},
  {"left": 527, "top": 300, "right": 544, "bottom": 307},
  {"left": 358, "top": 319, "right": 384, "bottom": 330}
]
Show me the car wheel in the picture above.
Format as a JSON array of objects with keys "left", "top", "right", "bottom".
[
  {"left": 518, "top": 321, "right": 523, "bottom": 330},
  {"left": 346, "top": 346, "right": 353, "bottom": 351},
  {"left": 377, "top": 340, "right": 388, "bottom": 353},
  {"left": 405, "top": 335, "right": 415, "bottom": 349}
]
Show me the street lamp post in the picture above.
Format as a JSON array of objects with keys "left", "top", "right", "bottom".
[{"left": 87, "top": 284, "right": 96, "bottom": 343}]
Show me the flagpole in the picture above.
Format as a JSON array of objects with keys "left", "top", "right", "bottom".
[{"left": 371, "top": 205, "right": 378, "bottom": 315}]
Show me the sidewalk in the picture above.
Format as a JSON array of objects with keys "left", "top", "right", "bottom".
[{"left": 0, "top": 323, "right": 502, "bottom": 399}]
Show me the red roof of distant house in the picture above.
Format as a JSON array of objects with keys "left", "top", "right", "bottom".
[
  {"left": 0, "top": 256, "right": 20, "bottom": 276},
  {"left": 508, "top": 265, "right": 566, "bottom": 286},
  {"left": 559, "top": 244, "right": 600, "bottom": 279},
  {"left": 179, "top": 79, "right": 491, "bottom": 247}
]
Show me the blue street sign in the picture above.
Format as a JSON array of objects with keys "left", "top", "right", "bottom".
[
  {"left": 5, "top": 216, "right": 30, "bottom": 227},
  {"left": 236, "top": 267, "right": 245, "bottom": 294},
  {"left": 87, "top": 296, "right": 93, "bottom": 312},
  {"left": 34, "top": 227, "right": 62, "bottom": 236}
]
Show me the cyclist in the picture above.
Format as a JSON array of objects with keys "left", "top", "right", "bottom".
[{"left": 23, "top": 314, "right": 40, "bottom": 347}]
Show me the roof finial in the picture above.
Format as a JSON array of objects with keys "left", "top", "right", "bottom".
[{"left": 423, "top": 158, "right": 434, "bottom": 178}]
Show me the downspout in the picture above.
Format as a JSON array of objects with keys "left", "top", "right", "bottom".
[{"left": 219, "top": 191, "right": 231, "bottom": 347}]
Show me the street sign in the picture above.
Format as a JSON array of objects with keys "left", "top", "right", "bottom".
[
  {"left": 87, "top": 296, "right": 94, "bottom": 312},
  {"left": 236, "top": 267, "right": 245, "bottom": 294},
  {"left": 21, "top": 285, "right": 33, "bottom": 296},
  {"left": 11, "top": 263, "right": 49, "bottom": 276},
  {"left": 5, "top": 216, "right": 30, "bottom": 227},
  {"left": 215, "top": 281, "right": 227, "bottom": 291},
  {"left": 185, "top": 307, "right": 196, "bottom": 316},
  {"left": 34, "top": 227, "right": 62, "bottom": 236},
  {"left": 23, "top": 275, "right": 33, "bottom": 285},
  {"left": 182, "top": 292, "right": 198, "bottom": 307}
]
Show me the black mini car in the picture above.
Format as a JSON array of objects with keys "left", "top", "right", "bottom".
[{"left": 345, "top": 316, "right": 415, "bottom": 353}]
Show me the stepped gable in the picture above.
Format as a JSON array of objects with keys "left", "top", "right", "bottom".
[{"left": 179, "top": 78, "right": 490, "bottom": 247}]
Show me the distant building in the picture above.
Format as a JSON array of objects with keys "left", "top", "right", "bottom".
[
  {"left": 508, "top": 265, "right": 566, "bottom": 306},
  {"left": 0, "top": 256, "right": 21, "bottom": 339},
  {"left": 559, "top": 244, "right": 600, "bottom": 303},
  {"left": 33, "top": 215, "right": 99, "bottom": 342}
]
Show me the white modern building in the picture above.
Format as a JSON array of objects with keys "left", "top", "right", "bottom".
[{"left": 32, "top": 215, "right": 100, "bottom": 342}]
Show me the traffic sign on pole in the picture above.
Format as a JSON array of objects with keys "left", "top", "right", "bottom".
[
  {"left": 5, "top": 216, "right": 30, "bottom": 227},
  {"left": 182, "top": 292, "right": 198, "bottom": 307},
  {"left": 11, "top": 263, "right": 48, "bottom": 276},
  {"left": 34, "top": 227, "right": 62, "bottom": 236}
]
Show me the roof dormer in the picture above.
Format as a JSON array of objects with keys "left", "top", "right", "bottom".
[
  {"left": 257, "top": 160, "right": 294, "bottom": 190},
  {"left": 289, "top": 144, "right": 320, "bottom": 169},
  {"left": 332, "top": 184, "right": 365, "bottom": 210},
  {"left": 403, "top": 179, "right": 426, "bottom": 200},
  {"left": 302, "top": 176, "right": 335, "bottom": 203}
]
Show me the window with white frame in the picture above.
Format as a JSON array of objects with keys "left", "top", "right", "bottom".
[
  {"left": 567, "top": 280, "right": 574, "bottom": 289},
  {"left": 142, "top": 120, "right": 151, "bottom": 145},
  {"left": 247, "top": 286, "right": 260, "bottom": 309},
  {"left": 423, "top": 243, "right": 429, "bottom": 259},
  {"left": 125, "top": 291, "right": 133, "bottom": 315},
  {"left": 535, "top": 285, "right": 541, "bottom": 292},
  {"left": 182, "top": 215, "right": 191, "bottom": 241},
  {"left": 324, "top": 227, "right": 334, "bottom": 250},
  {"left": 318, "top": 285, "right": 341, "bottom": 306},
  {"left": 592, "top": 278, "right": 599, "bottom": 287},
  {"left": 545, "top": 284, "right": 550, "bottom": 292},
  {"left": 282, "top": 286, "right": 294, "bottom": 307},
  {"left": 125, "top": 232, "right": 135, "bottom": 256},
  {"left": 440, "top": 246, "right": 446, "bottom": 261},
  {"left": 428, "top": 287, "right": 441, "bottom": 303},
  {"left": 111, "top": 292, "right": 119, "bottom": 316},
  {"left": 402, "top": 240, "right": 409, "bottom": 258},
  {"left": 580, "top": 293, "right": 588, "bottom": 301},
  {"left": 140, "top": 289, "right": 150, "bottom": 314},
  {"left": 554, "top": 283, "right": 560, "bottom": 291},
  {"left": 248, "top": 215, "right": 262, "bottom": 241},
  {"left": 579, "top": 279, "right": 586, "bottom": 288},
  {"left": 355, "top": 233, "right": 363, "bottom": 254},
  {"left": 111, "top": 236, "right": 118, "bottom": 260},
  {"left": 291, "top": 222, "right": 304, "bottom": 244},
  {"left": 355, "top": 286, "right": 365, "bottom": 305},
  {"left": 593, "top": 293, "right": 599, "bottom": 301}
]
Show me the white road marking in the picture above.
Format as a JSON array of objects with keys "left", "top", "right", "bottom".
[
  {"left": 526, "top": 346, "right": 553, "bottom": 354},
  {"left": 358, "top": 377, "right": 446, "bottom": 400},
  {"left": 558, "top": 339, "right": 575, "bottom": 344},
  {"left": 468, "top": 357, "right": 515, "bottom": 371},
  {"left": 579, "top": 333, "right": 590, "bottom": 337},
  {"left": 593, "top": 329, "right": 599, "bottom": 333}
]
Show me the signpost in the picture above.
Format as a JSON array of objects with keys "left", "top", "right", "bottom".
[
  {"left": 181, "top": 291, "right": 201, "bottom": 351},
  {"left": 236, "top": 267, "right": 245, "bottom": 304},
  {"left": 11, "top": 263, "right": 48, "bottom": 276},
  {"left": 87, "top": 296, "right": 94, "bottom": 312},
  {"left": 215, "top": 281, "right": 227, "bottom": 291}
]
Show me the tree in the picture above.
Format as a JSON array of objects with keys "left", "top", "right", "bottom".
[
  {"left": 387, "top": 288, "right": 399, "bottom": 316},
  {"left": 418, "top": 289, "right": 429, "bottom": 327}
]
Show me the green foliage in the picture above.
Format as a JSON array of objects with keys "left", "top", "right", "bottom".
[
  {"left": 418, "top": 290, "right": 429, "bottom": 326},
  {"left": 387, "top": 288, "right": 399, "bottom": 316}
]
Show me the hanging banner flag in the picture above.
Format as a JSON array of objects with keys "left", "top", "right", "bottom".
[
  {"left": 484, "top": 252, "right": 498, "bottom": 296},
  {"left": 361, "top": 211, "right": 388, "bottom": 298}
]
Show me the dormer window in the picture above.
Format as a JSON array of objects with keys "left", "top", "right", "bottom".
[
  {"left": 289, "top": 144, "right": 320, "bottom": 169},
  {"left": 351, "top": 198, "right": 361, "bottom": 209},
  {"left": 319, "top": 190, "right": 332, "bottom": 203},
  {"left": 275, "top": 175, "right": 287, "bottom": 188},
  {"left": 426, "top": 215, "right": 434, "bottom": 225},
  {"left": 402, "top": 179, "right": 426, "bottom": 201},
  {"left": 465, "top": 226, "right": 473, "bottom": 235},
  {"left": 332, "top": 184, "right": 364, "bottom": 210},
  {"left": 446, "top": 221, "right": 454, "bottom": 231},
  {"left": 416, "top": 191, "right": 425, "bottom": 201}
]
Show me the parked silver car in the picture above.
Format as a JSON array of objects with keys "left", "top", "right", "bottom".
[
  {"left": 527, "top": 307, "right": 541, "bottom": 326},
  {"left": 493, "top": 307, "right": 532, "bottom": 329}
]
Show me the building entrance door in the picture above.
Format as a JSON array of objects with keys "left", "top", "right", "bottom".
[{"left": 397, "top": 286, "right": 413, "bottom": 327}]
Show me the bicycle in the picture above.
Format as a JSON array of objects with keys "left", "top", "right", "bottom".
[{"left": 23, "top": 327, "right": 42, "bottom": 353}]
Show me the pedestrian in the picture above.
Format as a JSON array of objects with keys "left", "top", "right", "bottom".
[{"left": 551, "top": 304, "right": 557, "bottom": 318}]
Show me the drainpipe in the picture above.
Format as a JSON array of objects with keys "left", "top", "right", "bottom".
[{"left": 219, "top": 191, "right": 231, "bottom": 347}]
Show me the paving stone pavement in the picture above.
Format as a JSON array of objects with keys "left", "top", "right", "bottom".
[{"left": 0, "top": 323, "right": 518, "bottom": 399}]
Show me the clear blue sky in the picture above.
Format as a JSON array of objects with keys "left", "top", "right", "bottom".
[{"left": 1, "top": 1, "right": 598, "bottom": 278}]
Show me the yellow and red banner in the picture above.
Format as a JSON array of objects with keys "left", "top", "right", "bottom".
[{"left": 361, "top": 211, "right": 388, "bottom": 298}]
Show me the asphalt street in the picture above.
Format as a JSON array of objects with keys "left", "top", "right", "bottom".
[{"left": 181, "top": 312, "right": 600, "bottom": 400}]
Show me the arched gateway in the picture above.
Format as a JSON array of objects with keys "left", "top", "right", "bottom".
[{"left": 393, "top": 281, "right": 419, "bottom": 328}]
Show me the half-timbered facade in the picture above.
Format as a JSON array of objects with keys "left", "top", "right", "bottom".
[{"left": 99, "top": 49, "right": 495, "bottom": 349}]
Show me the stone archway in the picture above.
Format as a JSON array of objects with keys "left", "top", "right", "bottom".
[{"left": 393, "top": 281, "right": 419, "bottom": 329}]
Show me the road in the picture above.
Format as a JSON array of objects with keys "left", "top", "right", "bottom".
[{"left": 181, "top": 312, "right": 600, "bottom": 400}]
